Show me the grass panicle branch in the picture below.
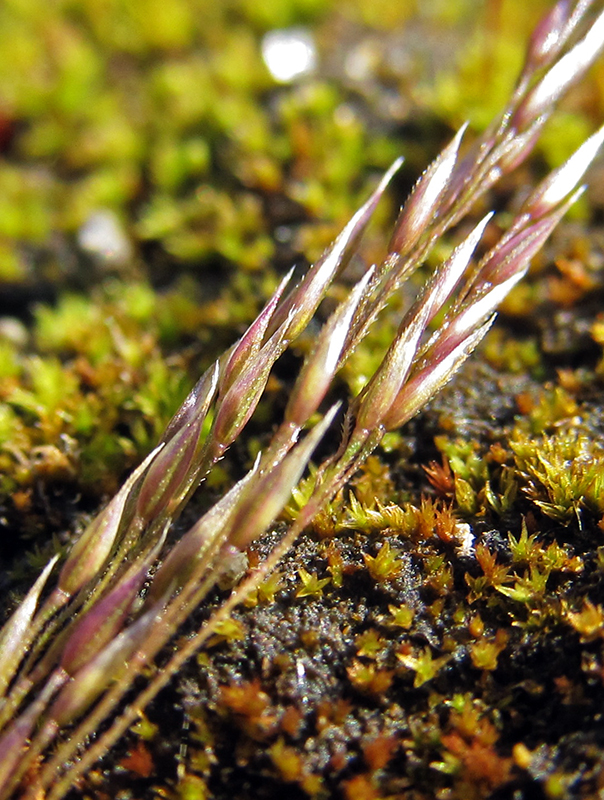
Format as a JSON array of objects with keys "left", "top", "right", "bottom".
[{"left": 0, "top": 3, "right": 603, "bottom": 798}]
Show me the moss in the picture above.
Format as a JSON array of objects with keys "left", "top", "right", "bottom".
[
  {"left": 3, "top": 1, "right": 604, "bottom": 799},
  {"left": 295, "top": 567, "right": 330, "bottom": 598},
  {"left": 511, "top": 432, "right": 604, "bottom": 523},
  {"left": 363, "top": 540, "right": 405, "bottom": 583}
]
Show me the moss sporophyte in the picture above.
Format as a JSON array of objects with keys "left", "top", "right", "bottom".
[{"left": 2, "top": 2, "right": 604, "bottom": 798}]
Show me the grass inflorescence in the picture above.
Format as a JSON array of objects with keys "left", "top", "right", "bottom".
[{"left": 1, "top": 2, "right": 604, "bottom": 799}]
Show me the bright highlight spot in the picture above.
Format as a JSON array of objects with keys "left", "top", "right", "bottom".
[
  {"left": 261, "top": 28, "right": 317, "bottom": 83},
  {"left": 78, "top": 209, "right": 132, "bottom": 265}
]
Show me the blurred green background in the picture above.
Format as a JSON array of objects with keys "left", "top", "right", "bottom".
[{"left": 2, "top": 0, "right": 597, "bottom": 288}]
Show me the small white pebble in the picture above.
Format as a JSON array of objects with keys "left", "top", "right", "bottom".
[
  {"left": 454, "top": 522, "right": 475, "bottom": 557},
  {"left": 0, "top": 317, "right": 28, "bottom": 347},
  {"left": 217, "top": 546, "right": 249, "bottom": 590},
  {"left": 78, "top": 209, "right": 132, "bottom": 265},
  {"left": 261, "top": 28, "right": 317, "bottom": 83}
]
